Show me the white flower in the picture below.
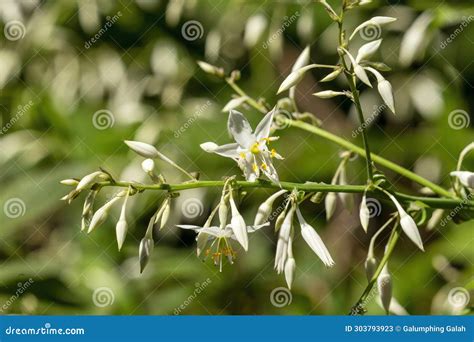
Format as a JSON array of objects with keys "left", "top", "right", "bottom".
[
  {"left": 176, "top": 222, "right": 268, "bottom": 271},
  {"left": 200, "top": 109, "right": 282, "bottom": 183},
  {"left": 450, "top": 171, "right": 474, "bottom": 188},
  {"left": 296, "top": 208, "right": 335, "bottom": 267},
  {"left": 342, "top": 48, "right": 372, "bottom": 87},
  {"left": 349, "top": 17, "right": 397, "bottom": 40},
  {"left": 386, "top": 193, "right": 424, "bottom": 251},
  {"left": 355, "top": 39, "right": 382, "bottom": 63},
  {"left": 365, "top": 67, "right": 395, "bottom": 113}
]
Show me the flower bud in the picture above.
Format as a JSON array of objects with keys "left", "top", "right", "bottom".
[
  {"left": 160, "top": 199, "right": 171, "bottom": 230},
  {"left": 116, "top": 219, "right": 128, "bottom": 251},
  {"left": 359, "top": 194, "right": 370, "bottom": 233},
  {"left": 377, "top": 265, "right": 392, "bottom": 314},
  {"left": 313, "top": 90, "right": 346, "bottom": 99},
  {"left": 124, "top": 140, "right": 159, "bottom": 159},
  {"left": 76, "top": 171, "right": 107, "bottom": 192},
  {"left": 196, "top": 61, "right": 224, "bottom": 77},
  {"left": 87, "top": 197, "right": 120, "bottom": 234},
  {"left": 325, "top": 192, "right": 337, "bottom": 220},
  {"left": 320, "top": 68, "right": 342, "bottom": 82},
  {"left": 139, "top": 237, "right": 154, "bottom": 273},
  {"left": 60, "top": 179, "right": 79, "bottom": 186},
  {"left": 222, "top": 96, "right": 248, "bottom": 112},
  {"left": 284, "top": 257, "right": 296, "bottom": 290},
  {"left": 377, "top": 79, "right": 395, "bottom": 113},
  {"left": 274, "top": 209, "right": 286, "bottom": 232},
  {"left": 200, "top": 142, "right": 219, "bottom": 152},
  {"left": 355, "top": 39, "right": 382, "bottom": 63},
  {"left": 254, "top": 190, "right": 287, "bottom": 226},
  {"left": 364, "top": 256, "right": 377, "bottom": 281},
  {"left": 141, "top": 159, "right": 155, "bottom": 173},
  {"left": 277, "top": 65, "right": 314, "bottom": 94}
]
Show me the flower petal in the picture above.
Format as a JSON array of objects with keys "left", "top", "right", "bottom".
[
  {"left": 227, "top": 110, "right": 254, "bottom": 148},
  {"left": 296, "top": 209, "right": 334, "bottom": 267},
  {"left": 255, "top": 108, "right": 275, "bottom": 140},
  {"left": 450, "top": 171, "right": 474, "bottom": 188},
  {"left": 229, "top": 197, "right": 249, "bottom": 251},
  {"left": 201, "top": 142, "right": 240, "bottom": 159}
]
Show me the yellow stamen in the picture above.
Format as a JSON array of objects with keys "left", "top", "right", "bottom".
[
  {"left": 252, "top": 163, "right": 258, "bottom": 172},
  {"left": 261, "top": 162, "right": 268, "bottom": 170},
  {"left": 250, "top": 142, "right": 260, "bottom": 154}
]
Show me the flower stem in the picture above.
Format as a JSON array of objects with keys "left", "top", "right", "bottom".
[
  {"left": 350, "top": 222, "right": 401, "bottom": 315},
  {"left": 225, "top": 78, "right": 268, "bottom": 114},
  {"left": 93, "top": 180, "right": 473, "bottom": 210}
]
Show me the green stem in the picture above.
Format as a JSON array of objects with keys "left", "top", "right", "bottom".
[
  {"left": 287, "top": 119, "right": 455, "bottom": 199},
  {"left": 350, "top": 222, "right": 401, "bottom": 315},
  {"left": 93, "top": 180, "right": 473, "bottom": 210},
  {"left": 225, "top": 78, "right": 268, "bottom": 114}
]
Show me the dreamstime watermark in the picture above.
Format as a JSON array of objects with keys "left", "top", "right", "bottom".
[
  {"left": 5, "top": 323, "right": 85, "bottom": 336},
  {"left": 359, "top": 22, "right": 381, "bottom": 41},
  {"left": 440, "top": 193, "right": 473, "bottom": 227},
  {"left": 270, "top": 287, "right": 292, "bottom": 307},
  {"left": 181, "top": 198, "right": 204, "bottom": 219},
  {"left": 262, "top": 12, "right": 300, "bottom": 49},
  {"left": 352, "top": 104, "right": 385, "bottom": 138},
  {"left": 92, "top": 109, "right": 115, "bottom": 130},
  {"left": 174, "top": 101, "right": 211, "bottom": 138},
  {"left": 440, "top": 16, "right": 474, "bottom": 49},
  {"left": 92, "top": 287, "right": 115, "bottom": 307},
  {"left": 181, "top": 20, "right": 204, "bottom": 41},
  {"left": 173, "top": 278, "right": 212, "bottom": 314},
  {"left": 447, "top": 109, "right": 470, "bottom": 130},
  {"left": 84, "top": 11, "right": 122, "bottom": 49},
  {"left": 3, "top": 198, "right": 26, "bottom": 219},
  {"left": 365, "top": 198, "right": 382, "bottom": 218},
  {"left": 0, "top": 278, "right": 34, "bottom": 313},
  {"left": 4, "top": 20, "right": 26, "bottom": 41},
  {"left": 447, "top": 287, "right": 470, "bottom": 309},
  {"left": 1, "top": 100, "right": 34, "bottom": 135}
]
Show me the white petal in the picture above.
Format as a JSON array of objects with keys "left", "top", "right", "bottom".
[
  {"left": 227, "top": 110, "right": 254, "bottom": 148},
  {"left": 325, "top": 192, "right": 337, "bottom": 220},
  {"left": 377, "top": 265, "right": 392, "bottom": 314},
  {"left": 124, "top": 140, "right": 159, "bottom": 159},
  {"left": 246, "top": 222, "right": 270, "bottom": 233},
  {"left": 254, "top": 108, "right": 275, "bottom": 140},
  {"left": 254, "top": 189, "right": 287, "bottom": 225},
  {"left": 229, "top": 197, "right": 248, "bottom": 251},
  {"left": 377, "top": 79, "right": 395, "bottom": 113},
  {"left": 76, "top": 171, "right": 105, "bottom": 191},
  {"left": 176, "top": 224, "right": 204, "bottom": 231},
  {"left": 200, "top": 142, "right": 218, "bottom": 152},
  {"left": 450, "top": 171, "right": 474, "bottom": 188},
  {"left": 205, "top": 142, "right": 240, "bottom": 159},
  {"left": 291, "top": 46, "right": 310, "bottom": 72},
  {"left": 196, "top": 231, "right": 210, "bottom": 257},
  {"left": 354, "top": 65, "right": 372, "bottom": 87},
  {"left": 359, "top": 195, "right": 370, "bottom": 233},
  {"left": 284, "top": 257, "right": 296, "bottom": 290},
  {"left": 349, "top": 17, "right": 396, "bottom": 41},
  {"left": 296, "top": 209, "right": 334, "bottom": 267},
  {"left": 387, "top": 194, "right": 424, "bottom": 251},
  {"left": 222, "top": 96, "right": 248, "bottom": 112},
  {"left": 356, "top": 39, "right": 382, "bottom": 63},
  {"left": 274, "top": 207, "right": 294, "bottom": 273}
]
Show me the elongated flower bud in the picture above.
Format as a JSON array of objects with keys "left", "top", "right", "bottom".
[
  {"left": 222, "top": 96, "right": 248, "bottom": 112},
  {"left": 284, "top": 258, "right": 296, "bottom": 290},
  {"left": 364, "top": 255, "right": 377, "bottom": 281},
  {"left": 160, "top": 198, "right": 171, "bottom": 230},
  {"left": 87, "top": 196, "right": 121, "bottom": 234},
  {"left": 139, "top": 237, "right": 154, "bottom": 273},
  {"left": 320, "top": 68, "right": 342, "bottom": 82},
  {"left": 218, "top": 196, "right": 229, "bottom": 229},
  {"left": 325, "top": 192, "right": 337, "bottom": 220},
  {"left": 76, "top": 171, "right": 106, "bottom": 192},
  {"left": 291, "top": 46, "right": 310, "bottom": 72},
  {"left": 359, "top": 194, "right": 370, "bottom": 233},
  {"left": 254, "top": 189, "right": 287, "bottom": 226},
  {"left": 313, "top": 90, "right": 346, "bottom": 99},
  {"left": 200, "top": 142, "right": 218, "bottom": 152},
  {"left": 60, "top": 179, "right": 79, "bottom": 186},
  {"left": 277, "top": 65, "right": 315, "bottom": 94},
  {"left": 197, "top": 61, "right": 224, "bottom": 77},
  {"left": 386, "top": 193, "right": 424, "bottom": 251},
  {"left": 82, "top": 189, "right": 99, "bottom": 231},
  {"left": 274, "top": 209, "right": 286, "bottom": 232},
  {"left": 116, "top": 190, "right": 131, "bottom": 251},
  {"left": 275, "top": 206, "right": 295, "bottom": 273},
  {"left": 349, "top": 16, "right": 397, "bottom": 41},
  {"left": 377, "top": 264, "right": 392, "bottom": 314},
  {"left": 125, "top": 140, "right": 159, "bottom": 159},
  {"left": 377, "top": 79, "right": 395, "bottom": 113}
]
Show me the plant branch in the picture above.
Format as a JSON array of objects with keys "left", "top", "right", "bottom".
[{"left": 94, "top": 180, "right": 473, "bottom": 210}]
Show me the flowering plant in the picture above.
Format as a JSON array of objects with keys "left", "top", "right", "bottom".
[{"left": 61, "top": 0, "right": 474, "bottom": 315}]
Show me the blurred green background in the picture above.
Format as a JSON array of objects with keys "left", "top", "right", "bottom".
[{"left": 0, "top": 0, "right": 473, "bottom": 315}]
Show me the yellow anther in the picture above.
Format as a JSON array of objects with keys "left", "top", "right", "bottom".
[
  {"left": 250, "top": 142, "right": 260, "bottom": 154},
  {"left": 261, "top": 162, "right": 268, "bottom": 170},
  {"left": 271, "top": 149, "right": 277, "bottom": 158},
  {"left": 252, "top": 163, "right": 258, "bottom": 172},
  {"left": 239, "top": 152, "right": 246, "bottom": 159}
]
